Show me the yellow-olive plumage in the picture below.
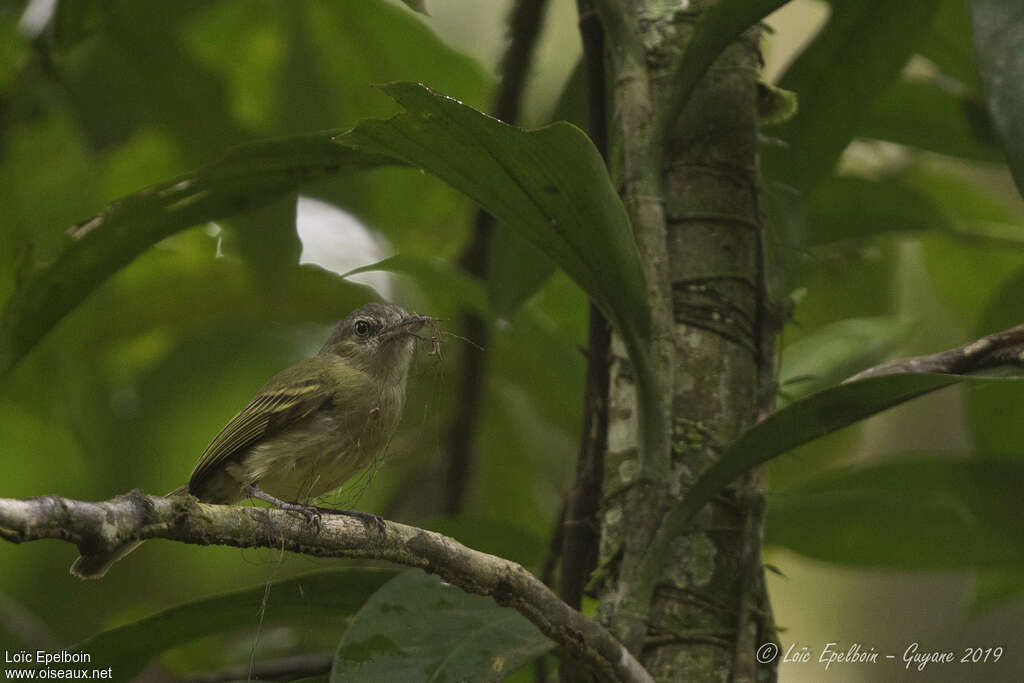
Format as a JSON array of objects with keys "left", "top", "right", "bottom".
[{"left": 71, "top": 302, "right": 427, "bottom": 579}]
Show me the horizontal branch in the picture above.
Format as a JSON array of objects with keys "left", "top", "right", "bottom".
[
  {"left": 0, "top": 491, "right": 652, "bottom": 683},
  {"left": 845, "top": 322, "right": 1024, "bottom": 382}
]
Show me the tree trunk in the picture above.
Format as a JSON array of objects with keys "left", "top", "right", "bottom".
[{"left": 594, "top": 1, "right": 780, "bottom": 680}]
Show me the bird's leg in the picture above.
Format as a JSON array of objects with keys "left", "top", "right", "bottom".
[{"left": 245, "top": 485, "right": 384, "bottom": 531}]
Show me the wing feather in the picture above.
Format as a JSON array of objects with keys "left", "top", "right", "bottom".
[{"left": 188, "top": 368, "right": 333, "bottom": 495}]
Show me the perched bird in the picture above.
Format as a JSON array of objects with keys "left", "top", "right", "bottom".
[{"left": 71, "top": 302, "right": 429, "bottom": 579}]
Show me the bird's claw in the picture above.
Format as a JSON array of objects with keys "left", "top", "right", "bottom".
[{"left": 298, "top": 506, "right": 323, "bottom": 532}]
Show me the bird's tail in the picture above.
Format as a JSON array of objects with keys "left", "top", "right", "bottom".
[
  {"left": 70, "top": 541, "right": 144, "bottom": 579},
  {"left": 69, "top": 486, "right": 188, "bottom": 580}
]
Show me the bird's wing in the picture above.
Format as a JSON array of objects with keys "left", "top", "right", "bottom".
[{"left": 188, "top": 363, "right": 334, "bottom": 495}]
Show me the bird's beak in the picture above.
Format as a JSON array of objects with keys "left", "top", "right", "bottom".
[{"left": 381, "top": 314, "right": 432, "bottom": 342}]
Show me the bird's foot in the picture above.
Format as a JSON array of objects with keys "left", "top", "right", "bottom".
[
  {"left": 245, "top": 485, "right": 323, "bottom": 531},
  {"left": 244, "top": 485, "right": 384, "bottom": 532}
]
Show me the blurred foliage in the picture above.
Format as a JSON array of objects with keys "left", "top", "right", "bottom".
[
  {"left": 767, "top": 455, "right": 1024, "bottom": 568},
  {"left": 1, "top": 0, "right": 1024, "bottom": 680},
  {"left": 78, "top": 569, "right": 398, "bottom": 681},
  {"left": 331, "top": 570, "right": 553, "bottom": 683}
]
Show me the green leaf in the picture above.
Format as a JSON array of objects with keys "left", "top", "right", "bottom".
[
  {"left": 918, "top": 0, "right": 983, "bottom": 91},
  {"left": 766, "top": 457, "right": 1024, "bottom": 569},
  {"left": 334, "top": 83, "right": 661, "bottom": 465},
  {"left": 335, "top": 82, "right": 649, "bottom": 350},
  {"left": 0, "top": 133, "right": 394, "bottom": 378},
  {"left": 970, "top": 0, "right": 1024, "bottom": 196},
  {"left": 967, "top": 268, "right": 1024, "bottom": 458},
  {"left": 780, "top": 316, "right": 913, "bottom": 402},
  {"left": 668, "top": 373, "right": 1024, "bottom": 534},
  {"left": 769, "top": 0, "right": 942, "bottom": 194},
  {"left": 765, "top": 0, "right": 941, "bottom": 274},
  {"left": 77, "top": 569, "right": 397, "bottom": 680},
  {"left": 658, "top": 0, "right": 792, "bottom": 142},
  {"left": 806, "top": 175, "right": 956, "bottom": 246},
  {"left": 859, "top": 79, "right": 1002, "bottom": 163},
  {"left": 485, "top": 62, "right": 587, "bottom": 318},
  {"left": 331, "top": 570, "right": 554, "bottom": 683},
  {"left": 487, "top": 228, "right": 556, "bottom": 319}
]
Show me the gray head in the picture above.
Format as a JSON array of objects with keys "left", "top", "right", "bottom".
[{"left": 319, "top": 302, "right": 430, "bottom": 380}]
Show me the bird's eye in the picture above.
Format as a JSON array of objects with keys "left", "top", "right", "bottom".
[{"left": 354, "top": 319, "right": 372, "bottom": 337}]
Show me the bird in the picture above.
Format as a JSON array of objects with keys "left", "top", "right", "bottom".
[{"left": 71, "top": 302, "right": 429, "bottom": 579}]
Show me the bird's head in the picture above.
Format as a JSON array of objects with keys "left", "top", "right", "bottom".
[{"left": 320, "top": 302, "right": 431, "bottom": 381}]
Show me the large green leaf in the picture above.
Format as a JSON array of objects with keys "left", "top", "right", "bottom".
[
  {"left": 300, "top": 0, "right": 491, "bottom": 252},
  {"left": 335, "top": 83, "right": 649, "bottom": 351},
  {"left": 1, "top": 0, "right": 493, "bottom": 378},
  {"left": 487, "top": 228, "right": 556, "bottom": 319},
  {"left": 76, "top": 569, "right": 397, "bottom": 681},
  {"left": 970, "top": 0, "right": 1024, "bottom": 195},
  {"left": 0, "top": 134, "right": 394, "bottom": 378},
  {"left": 485, "top": 62, "right": 587, "bottom": 319},
  {"left": 331, "top": 570, "right": 554, "bottom": 682},
  {"left": 3, "top": 81, "right": 643, "bottom": 391},
  {"left": 765, "top": 0, "right": 941, "bottom": 257},
  {"left": 664, "top": 373, "right": 1024, "bottom": 536},
  {"left": 769, "top": 0, "right": 942, "bottom": 194},
  {"left": 859, "top": 80, "right": 1002, "bottom": 163},
  {"left": 767, "top": 457, "right": 1024, "bottom": 568},
  {"left": 334, "top": 82, "right": 660, "bottom": 459}
]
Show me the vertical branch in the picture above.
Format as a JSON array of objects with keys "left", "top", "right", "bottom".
[
  {"left": 558, "top": 309, "right": 610, "bottom": 683},
  {"left": 491, "top": 0, "right": 550, "bottom": 130},
  {"left": 591, "top": 0, "right": 779, "bottom": 680},
  {"left": 589, "top": 0, "right": 676, "bottom": 657},
  {"left": 443, "top": 0, "right": 550, "bottom": 514},
  {"left": 558, "top": 10, "right": 612, "bottom": 683},
  {"left": 445, "top": 218, "right": 491, "bottom": 515}
]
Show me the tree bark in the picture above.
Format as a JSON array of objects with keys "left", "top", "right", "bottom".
[{"left": 594, "top": 1, "right": 780, "bottom": 680}]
